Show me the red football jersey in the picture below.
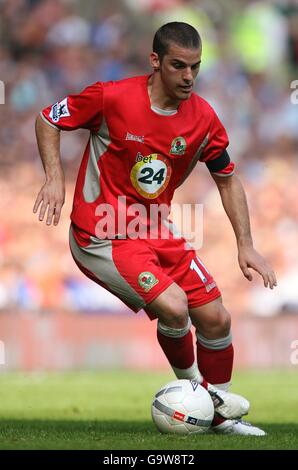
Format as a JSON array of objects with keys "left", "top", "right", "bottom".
[{"left": 41, "top": 75, "right": 234, "bottom": 239}]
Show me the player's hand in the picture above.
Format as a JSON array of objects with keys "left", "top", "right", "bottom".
[
  {"left": 33, "top": 176, "right": 65, "bottom": 226},
  {"left": 238, "top": 245, "right": 277, "bottom": 289}
]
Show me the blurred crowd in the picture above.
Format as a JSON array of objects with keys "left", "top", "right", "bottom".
[{"left": 0, "top": 0, "right": 298, "bottom": 316}]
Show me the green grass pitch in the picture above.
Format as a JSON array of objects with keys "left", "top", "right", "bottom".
[{"left": 0, "top": 370, "right": 297, "bottom": 450}]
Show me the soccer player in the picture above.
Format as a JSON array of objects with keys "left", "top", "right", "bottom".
[{"left": 34, "top": 22, "right": 277, "bottom": 435}]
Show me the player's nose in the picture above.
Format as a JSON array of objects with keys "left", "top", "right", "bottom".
[{"left": 183, "top": 67, "right": 193, "bottom": 83}]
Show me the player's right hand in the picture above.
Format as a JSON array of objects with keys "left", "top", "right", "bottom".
[{"left": 33, "top": 177, "right": 65, "bottom": 226}]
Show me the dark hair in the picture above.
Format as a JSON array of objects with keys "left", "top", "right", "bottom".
[{"left": 153, "top": 22, "right": 201, "bottom": 61}]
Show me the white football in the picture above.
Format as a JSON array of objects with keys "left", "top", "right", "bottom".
[{"left": 151, "top": 379, "right": 214, "bottom": 434}]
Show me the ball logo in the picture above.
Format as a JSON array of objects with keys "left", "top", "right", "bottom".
[
  {"left": 173, "top": 411, "right": 185, "bottom": 422},
  {"left": 138, "top": 271, "right": 159, "bottom": 292},
  {"left": 130, "top": 153, "right": 171, "bottom": 199},
  {"left": 190, "top": 380, "right": 199, "bottom": 391},
  {"left": 170, "top": 136, "right": 186, "bottom": 156}
]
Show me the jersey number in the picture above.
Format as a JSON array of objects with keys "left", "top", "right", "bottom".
[{"left": 138, "top": 168, "right": 165, "bottom": 185}]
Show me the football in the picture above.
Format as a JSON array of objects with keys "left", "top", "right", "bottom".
[{"left": 151, "top": 379, "right": 214, "bottom": 434}]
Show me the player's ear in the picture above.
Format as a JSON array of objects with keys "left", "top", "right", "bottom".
[{"left": 150, "top": 52, "right": 160, "bottom": 72}]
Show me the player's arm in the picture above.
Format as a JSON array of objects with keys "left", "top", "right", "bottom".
[
  {"left": 33, "top": 114, "right": 65, "bottom": 226},
  {"left": 33, "top": 82, "right": 103, "bottom": 226},
  {"left": 211, "top": 172, "right": 277, "bottom": 289}
]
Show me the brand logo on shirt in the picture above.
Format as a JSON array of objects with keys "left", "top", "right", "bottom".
[
  {"left": 170, "top": 136, "right": 186, "bottom": 155},
  {"left": 138, "top": 272, "right": 159, "bottom": 292},
  {"left": 126, "top": 132, "right": 144, "bottom": 144},
  {"left": 49, "top": 97, "right": 70, "bottom": 123}
]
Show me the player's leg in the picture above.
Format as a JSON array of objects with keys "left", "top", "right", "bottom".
[
  {"left": 69, "top": 225, "right": 204, "bottom": 386},
  {"left": 145, "top": 283, "right": 205, "bottom": 385},
  {"left": 189, "top": 298, "right": 249, "bottom": 419},
  {"left": 155, "top": 241, "right": 253, "bottom": 422},
  {"left": 70, "top": 226, "right": 263, "bottom": 433},
  {"left": 148, "top": 281, "right": 255, "bottom": 427},
  {"left": 189, "top": 297, "right": 233, "bottom": 391},
  {"left": 151, "top": 239, "right": 225, "bottom": 387},
  {"left": 189, "top": 298, "right": 266, "bottom": 435}
]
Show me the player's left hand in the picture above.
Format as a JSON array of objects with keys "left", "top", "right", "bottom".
[{"left": 238, "top": 245, "right": 277, "bottom": 289}]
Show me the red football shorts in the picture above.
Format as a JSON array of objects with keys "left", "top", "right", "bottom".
[{"left": 69, "top": 224, "right": 221, "bottom": 319}]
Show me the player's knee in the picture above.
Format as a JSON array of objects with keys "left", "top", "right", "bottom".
[
  {"left": 165, "top": 292, "right": 189, "bottom": 328},
  {"left": 157, "top": 293, "right": 190, "bottom": 337},
  {"left": 146, "top": 284, "right": 189, "bottom": 329},
  {"left": 169, "top": 312, "right": 189, "bottom": 329},
  {"left": 160, "top": 291, "right": 189, "bottom": 329},
  {"left": 202, "top": 305, "right": 231, "bottom": 337},
  {"left": 217, "top": 306, "right": 231, "bottom": 335}
]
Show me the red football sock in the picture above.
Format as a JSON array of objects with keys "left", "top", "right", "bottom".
[
  {"left": 196, "top": 339, "right": 234, "bottom": 427},
  {"left": 157, "top": 330, "right": 195, "bottom": 370},
  {"left": 212, "top": 414, "right": 226, "bottom": 426},
  {"left": 196, "top": 342, "right": 234, "bottom": 385}
]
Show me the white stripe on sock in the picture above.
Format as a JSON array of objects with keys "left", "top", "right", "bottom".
[
  {"left": 172, "top": 362, "right": 204, "bottom": 383},
  {"left": 213, "top": 381, "right": 231, "bottom": 392}
]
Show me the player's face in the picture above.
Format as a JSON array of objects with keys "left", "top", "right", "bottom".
[{"left": 158, "top": 44, "right": 202, "bottom": 101}]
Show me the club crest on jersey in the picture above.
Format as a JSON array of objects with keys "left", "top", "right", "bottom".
[
  {"left": 170, "top": 136, "right": 186, "bottom": 156},
  {"left": 49, "top": 97, "right": 70, "bottom": 123},
  {"left": 138, "top": 272, "right": 159, "bottom": 292}
]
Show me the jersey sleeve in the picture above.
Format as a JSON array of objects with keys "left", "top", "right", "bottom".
[
  {"left": 200, "top": 110, "right": 235, "bottom": 177},
  {"left": 40, "top": 82, "right": 103, "bottom": 132}
]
